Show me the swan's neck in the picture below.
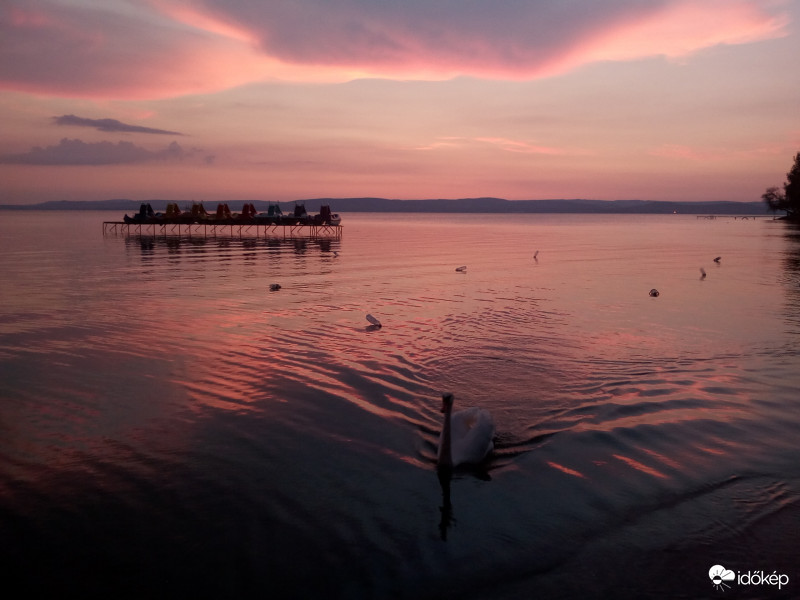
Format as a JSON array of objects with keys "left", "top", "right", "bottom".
[{"left": 438, "top": 408, "right": 453, "bottom": 469}]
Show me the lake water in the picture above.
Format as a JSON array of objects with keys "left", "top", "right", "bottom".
[{"left": 1, "top": 211, "right": 798, "bottom": 599}]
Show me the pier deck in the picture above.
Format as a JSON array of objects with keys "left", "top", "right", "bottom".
[{"left": 103, "top": 221, "right": 343, "bottom": 240}]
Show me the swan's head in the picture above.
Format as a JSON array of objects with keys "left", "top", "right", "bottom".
[{"left": 441, "top": 393, "right": 454, "bottom": 413}]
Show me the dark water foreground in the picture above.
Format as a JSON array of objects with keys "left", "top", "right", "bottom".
[{"left": 1, "top": 212, "right": 798, "bottom": 598}]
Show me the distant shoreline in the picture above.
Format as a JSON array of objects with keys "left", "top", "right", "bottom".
[{"left": 0, "top": 197, "right": 770, "bottom": 215}]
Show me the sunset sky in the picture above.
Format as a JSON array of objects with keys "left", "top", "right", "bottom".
[{"left": 1, "top": 0, "right": 799, "bottom": 204}]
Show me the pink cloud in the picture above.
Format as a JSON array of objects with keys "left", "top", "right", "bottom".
[
  {"left": 0, "top": 0, "right": 790, "bottom": 99},
  {"left": 475, "top": 137, "right": 565, "bottom": 155},
  {"left": 555, "top": 0, "right": 790, "bottom": 72},
  {"left": 416, "top": 136, "right": 568, "bottom": 155},
  {"left": 176, "top": 0, "right": 789, "bottom": 79},
  {"left": 0, "top": 1, "right": 274, "bottom": 99}
]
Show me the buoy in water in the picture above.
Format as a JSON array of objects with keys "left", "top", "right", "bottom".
[
  {"left": 270, "top": 283, "right": 281, "bottom": 291},
  {"left": 649, "top": 289, "right": 660, "bottom": 297},
  {"left": 455, "top": 266, "right": 466, "bottom": 272}
]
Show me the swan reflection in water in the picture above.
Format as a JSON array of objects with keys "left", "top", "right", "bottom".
[
  {"left": 437, "top": 465, "right": 455, "bottom": 540},
  {"left": 435, "top": 393, "right": 495, "bottom": 540}
]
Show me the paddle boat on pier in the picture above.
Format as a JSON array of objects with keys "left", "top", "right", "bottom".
[
  {"left": 122, "top": 202, "right": 340, "bottom": 227},
  {"left": 113, "top": 202, "right": 342, "bottom": 239}
]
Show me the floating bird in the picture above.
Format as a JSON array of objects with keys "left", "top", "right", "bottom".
[
  {"left": 455, "top": 265, "right": 467, "bottom": 272},
  {"left": 366, "top": 313, "right": 382, "bottom": 328},
  {"left": 437, "top": 393, "right": 495, "bottom": 469},
  {"left": 700, "top": 267, "right": 707, "bottom": 279},
  {"left": 649, "top": 289, "right": 660, "bottom": 297},
  {"left": 333, "top": 251, "right": 339, "bottom": 257},
  {"left": 269, "top": 283, "right": 281, "bottom": 291},
  {"left": 714, "top": 256, "right": 721, "bottom": 263}
]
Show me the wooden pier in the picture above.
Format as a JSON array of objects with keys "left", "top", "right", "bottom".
[{"left": 102, "top": 221, "right": 343, "bottom": 240}]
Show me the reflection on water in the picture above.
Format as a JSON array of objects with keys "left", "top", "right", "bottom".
[
  {"left": 780, "top": 223, "right": 800, "bottom": 335},
  {"left": 126, "top": 234, "right": 340, "bottom": 259},
  {"left": 1, "top": 211, "right": 799, "bottom": 598}
]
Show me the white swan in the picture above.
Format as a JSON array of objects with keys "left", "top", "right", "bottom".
[{"left": 437, "top": 393, "right": 495, "bottom": 469}]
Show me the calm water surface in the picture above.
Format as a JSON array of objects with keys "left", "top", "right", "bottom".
[{"left": 1, "top": 211, "right": 799, "bottom": 599}]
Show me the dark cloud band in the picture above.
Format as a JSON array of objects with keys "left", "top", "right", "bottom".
[
  {"left": 0, "top": 138, "right": 188, "bottom": 165},
  {"left": 54, "top": 114, "right": 182, "bottom": 135}
]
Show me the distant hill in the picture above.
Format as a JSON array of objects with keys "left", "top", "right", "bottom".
[
  {"left": 0, "top": 197, "right": 770, "bottom": 215},
  {"left": 302, "top": 197, "right": 771, "bottom": 215}
]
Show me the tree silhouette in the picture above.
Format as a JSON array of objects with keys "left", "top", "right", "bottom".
[{"left": 763, "top": 151, "right": 800, "bottom": 220}]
